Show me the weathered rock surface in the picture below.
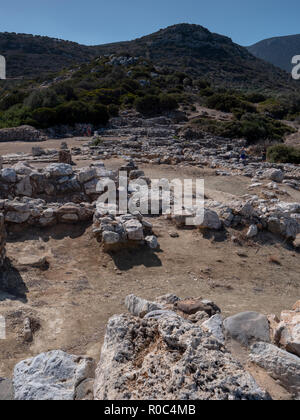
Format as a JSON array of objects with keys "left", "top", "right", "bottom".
[
  {"left": 201, "top": 314, "right": 225, "bottom": 344},
  {"left": 94, "top": 313, "right": 269, "bottom": 400},
  {"left": 271, "top": 301, "right": 300, "bottom": 357},
  {"left": 223, "top": 312, "right": 270, "bottom": 347},
  {"left": 125, "top": 294, "right": 163, "bottom": 317},
  {"left": 250, "top": 342, "right": 300, "bottom": 396},
  {"left": 13, "top": 350, "right": 95, "bottom": 401}
]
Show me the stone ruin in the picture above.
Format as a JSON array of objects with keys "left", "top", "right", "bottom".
[
  {"left": 0, "top": 212, "right": 6, "bottom": 267},
  {"left": 10, "top": 294, "right": 300, "bottom": 400},
  {"left": 0, "top": 125, "right": 47, "bottom": 143}
]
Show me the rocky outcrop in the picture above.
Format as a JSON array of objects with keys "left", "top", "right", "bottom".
[
  {"left": 13, "top": 350, "right": 95, "bottom": 401},
  {"left": 0, "top": 213, "right": 6, "bottom": 267},
  {"left": 94, "top": 312, "right": 269, "bottom": 400}
]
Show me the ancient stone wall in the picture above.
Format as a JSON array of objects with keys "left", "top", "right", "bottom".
[
  {"left": 0, "top": 213, "right": 6, "bottom": 266},
  {"left": 0, "top": 125, "right": 46, "bottom": 142}
]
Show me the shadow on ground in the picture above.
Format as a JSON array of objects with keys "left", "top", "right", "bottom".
[
  {"left": 6, "top": 222, "right": 92, "bottom": 244},
  {"left": 0, "top": 259, "right": 28, "bottom": 303},
  {"left": 109, "top": 247, "right": 163, "bottom": 271}
]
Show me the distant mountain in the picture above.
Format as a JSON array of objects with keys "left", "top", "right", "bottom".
[
  {"left": 248, "top": 34, "right": 300, "bottom": 72},
  {"left": 0, "top": 25, "right": 297, "bottom": 92}
]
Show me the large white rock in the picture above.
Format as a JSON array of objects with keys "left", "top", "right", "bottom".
[
  {"left": 46, "top": 163, "right": 73, "bottom": 178},
  {"left": 195, "top": 209, "right": 222, "bottom": 230},
  {"left": 94, "top": 313, "right": 269, "bottom": 400},
  {"left": 13, "top": 350, "right": 95, "bottom": 401},
  {"left": 277, "top": 301, "right": 300, "bottom": 357},
  {"left": 77, "top": 167, "right": 97, "bottom": 184},
  {"left": 202, "top": 314, "right": 225, "bottom": 344},
  {"left": 263, "top": 169, "right": 284, "bottom": 183},
  {"left": 250, "top": 342, "right": 300, "bottom": 395},
  {"left": 223, "top": 312, "right": 270, "bottom": 347},
  {"left": 124, "top": 219, "right": 144, "bottom": 240}
]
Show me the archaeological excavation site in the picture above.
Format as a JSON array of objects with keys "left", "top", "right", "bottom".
[{"left": 0, "top": 14, "right": 300, "bottom": 403}]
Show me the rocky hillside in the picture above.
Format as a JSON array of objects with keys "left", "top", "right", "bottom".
[
  {"left": 0, "top": 25, "right": 297, "bottom": 91},
  {"left": 248, "top": 34, "right": 300, "bottom": 72},
  {"left": 0, "top": 32, "right": 95, "bottom": 78},
  {"left": 95, "top": 24, "right": 293, "bottom": 91}
]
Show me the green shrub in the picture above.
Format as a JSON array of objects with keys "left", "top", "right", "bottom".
[
  {"left": 31, "top": 102, "right": 109, "bottom": 128},
  {"left": 258, "top": 98, "right": 289, "bottom": 119},
  {"left": 190, "top": 114, "right": 294, "bottom": 144},
  {"left": 134, "top": 94, "right": 161, "bottom": 115},
  {"left": 159, "top": 94, "right": 178, "bottom": 112},
  {"left": 267, "top": 144, "right": 300, "bottom": 164},
  {"left": 31, "top": 107, "right": 58, "bottom": 128},
  {"left": 206, "top": 93, "right": 256, "bottom": 114},
  {"left": 135, "top": 94, "right": 178, "bottom": 115}
]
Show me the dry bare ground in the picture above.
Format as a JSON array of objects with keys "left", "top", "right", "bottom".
[{"left": 0, "top": 141, "right": 299, "bottom": 386}]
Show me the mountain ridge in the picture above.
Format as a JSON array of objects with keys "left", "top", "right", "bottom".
[
  {"left": 248, "top": 34, "right": 300, "bottom": 72},
  {"left": 0, "top": 24, "right": 297, "bottom": 92}
]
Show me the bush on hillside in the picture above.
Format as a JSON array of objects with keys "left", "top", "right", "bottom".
[
  {"left": 190, "top": 114, "right": 294, "bottom": 144},
  {"left": 267, "top": 144, "right": 300, "bottom": 164},
  {"left": 206, "top": 93, "right": 256, "bottom": 114},
  {"left": 30, "top": 102, "right": 109, "bottom": 128},
  {"left": 135, "top": 94, "right": 178, "bottom": 115}
]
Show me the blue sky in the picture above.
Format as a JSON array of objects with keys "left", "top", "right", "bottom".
[{"left": 1, "top": 0, "right": 300, "bottom": 46}]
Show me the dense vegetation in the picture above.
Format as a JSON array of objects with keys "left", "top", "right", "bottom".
[
  {"left": 190, "top": 114, "right": 294, "bottom": 144},
  {"left": 0, "top": 48, "right": 299, "bottom": 150},
  {"left": 0, "top": 57, "right": 187, "bottom": 128},
  {"left": 267, "top": 144, "right": 300, "bottom": 164}
]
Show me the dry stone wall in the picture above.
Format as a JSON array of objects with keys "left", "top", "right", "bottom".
[{"left": 0, "top": 125, "right": 46, "bottom": 142}]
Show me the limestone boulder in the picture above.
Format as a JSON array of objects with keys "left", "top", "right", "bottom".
[
  {"left": 13, "top": 350, "right": 95, "bottom": 401},
  {"left": 250, "top": 342, "right": 300, "bottom": 395},
  {"left": 223, "top": 312, "right": 271, "bottom": 347},
  {"left": 94, "top": 313, "right": 269, "bottom": 400}
]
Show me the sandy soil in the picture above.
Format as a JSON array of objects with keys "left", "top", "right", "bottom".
[
  {"left": 0, "top": 140, "right": 299, "bottom": 399},
  {"left": 0, "top": 157, "right": 299, "bottom": 383}
]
